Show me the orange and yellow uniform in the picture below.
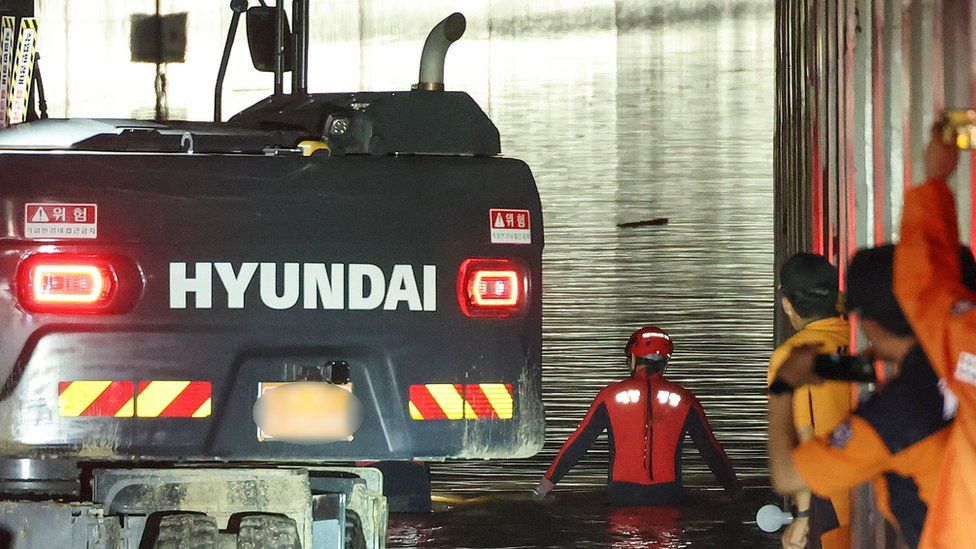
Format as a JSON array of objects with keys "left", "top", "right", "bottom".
[
  {"left": 895, "top": 177, "right": 976, "bottom": 548},
  {"left": 769, "top": 316, "right": 852, "bottom": 549},
  {"left": 793, "top": 346, "right": 950, "bottom": 548}
]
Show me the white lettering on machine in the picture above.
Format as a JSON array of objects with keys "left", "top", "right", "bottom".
[{"left": 169, "top": 262, "right": 437, "bottom": 311}]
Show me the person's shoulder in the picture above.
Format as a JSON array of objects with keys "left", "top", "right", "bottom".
[
  {"left": 772, "top": 326, "right": 827, "bottom": 356},
  {"left": 659, "top": 378, "right": 700, "bottom": 402},
  {"left": 597, "top": 380, "right": 629, "bottom": 399},
  {"left": 799, "top": 317, "right": 848, "bottom": 339},
  {"left": 771, "top": 318, "right": 849, "bottom": 364},
  {"left": 804, "top": 317, "right": 850, "bottom": 345}
]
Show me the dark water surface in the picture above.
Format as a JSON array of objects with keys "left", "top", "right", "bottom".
[{"left": 390, "top": 487, "right": 779, "bottom": 548}]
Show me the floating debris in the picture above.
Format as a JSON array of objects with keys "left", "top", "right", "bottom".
[{"left": 617, "top": 217, "right": 670, "bottom": 229}]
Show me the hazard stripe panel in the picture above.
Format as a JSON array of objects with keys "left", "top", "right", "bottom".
[
  {"left": 464, "top": 383, "right": 514, "bottom": 419},
  {"left": 136, "top": 381, "right": 212, "bottom": 418},
  {"left": 58, "top": 381, "right": 134, "bottom": 417},
  {"left": 409, "top": 383, "right": 514, "bottom": 421},
  {"left": 409, "top": 384, "right": 463, "bottom": 420}
]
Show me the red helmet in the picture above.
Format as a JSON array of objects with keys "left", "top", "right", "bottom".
[{"left": 625, "top": 326, "right": 673, "bottom": 360}]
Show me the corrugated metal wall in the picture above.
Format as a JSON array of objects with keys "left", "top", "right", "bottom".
[
  {"left": 775, "top": 0, "right": 976, "bottom": 546},
  {"left": 773, "top": 0, "right": 812, "bottom": 342},
  {"left": 777, "top": 0, "right": 976, "bottom": 279}
]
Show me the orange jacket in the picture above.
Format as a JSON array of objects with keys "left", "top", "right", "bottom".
[
  {"left": 894, "top": 177, "right": 976, "bottom": 548},
  {"left": 793, "top": 346, "right": 950, "bottom": 548}
]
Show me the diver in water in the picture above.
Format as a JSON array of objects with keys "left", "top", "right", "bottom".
[{"left": 533, "top": 326, "right": 740, "bottom": 506}]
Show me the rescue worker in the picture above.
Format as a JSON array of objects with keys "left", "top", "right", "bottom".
[
  {"left": 894, "top": 123, "right": 976, "bottom": 548},
  {"left": 767, "top": 244, "right": 976, "bottom": 549},
  {"left": 533, "top": 326, "right": 740, "bottom": 506},
  {"left": 768, "top": 253, "right": 852, "bottom": 549}
]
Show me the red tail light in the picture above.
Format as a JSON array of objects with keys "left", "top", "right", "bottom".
[
  {"left": 457, "top": 258, "right": 527, "bottom": 317},
  {"left": 18, "top": 255, "right": 118, "bottom": 313}
]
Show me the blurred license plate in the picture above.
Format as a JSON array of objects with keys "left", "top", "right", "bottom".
[{"left": 254, "top": 382, "right": 361, "bottom": 443}]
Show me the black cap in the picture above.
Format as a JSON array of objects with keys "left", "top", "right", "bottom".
[
  {"left": 779, "top": 253, "right": 840, "bottom": 320},
  {"left": 847, "top": 245, "right": 976, "bottom": 337},
  {"left": 846, "top": 245, "right": 912, "bottom": 336},
  {"left": 779, "top": 252, "right": 839, "bottom": 306}
]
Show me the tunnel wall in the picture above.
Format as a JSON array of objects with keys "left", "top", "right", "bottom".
[
  {"left": 775, "top": 0, "right": 976, "bottom": 546},
  {"left": 775, "top": 0, "right": 976, "bottom": 306}
]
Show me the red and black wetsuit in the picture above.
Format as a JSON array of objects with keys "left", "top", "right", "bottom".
[{"left": 544, "top": 368, "right": 739, "bottom": 505}]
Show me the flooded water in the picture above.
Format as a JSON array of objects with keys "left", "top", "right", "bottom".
[{"left": 389, "top": 487, "right": 779, "bottom": 548}]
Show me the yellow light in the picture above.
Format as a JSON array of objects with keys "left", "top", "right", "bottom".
[{"left": 958, "top": 132, "right": 970, "bottom": 150}]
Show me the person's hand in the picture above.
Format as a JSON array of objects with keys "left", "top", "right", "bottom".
[
  {"left": 925, "top": 118, "right": 959, "bottom": 182},
  {"left": 774, "top": 344, "right": 823, "bottom": 389},
  {"left": 780, "top": 516, "right": 809, "bottom": 549},
  {"left": 532, "top": 477, "right": 555, "bottom": 501}
]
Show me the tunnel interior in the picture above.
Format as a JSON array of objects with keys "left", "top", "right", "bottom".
[{"left": 4, "top": 0, "right": 793, "bottom": 547}]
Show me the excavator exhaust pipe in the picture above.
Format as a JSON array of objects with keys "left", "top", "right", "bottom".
[{"left": 416, "top": 13, "right": 466, "bottom": 92}]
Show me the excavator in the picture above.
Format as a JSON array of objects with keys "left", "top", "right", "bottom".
[{"left": 0, "top": 2, "right": 544, "bottom": 547}]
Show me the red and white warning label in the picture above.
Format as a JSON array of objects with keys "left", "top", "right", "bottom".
[
  {"left": 24, "top": 203, "right": 98, "bottom": 239},
  {"left": 489, "top": 209, "right": 531, "bottom": 245}
]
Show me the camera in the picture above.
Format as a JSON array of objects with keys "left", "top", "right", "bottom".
[
  {"left": 942, "top": 110, "right": 976, "bottom": 150},
  {"left": 814, "top": 353, "right": 876, "bottom": 383}
]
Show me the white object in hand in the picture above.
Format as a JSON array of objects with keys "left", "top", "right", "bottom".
[
  {"left": 756, "top": 504, "right": 794, "bottom": 533},
  {"left": 532, "top": 477, "right": 555, "bottom": 500}
]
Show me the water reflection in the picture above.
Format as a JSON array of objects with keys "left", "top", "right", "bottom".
[
  {"left": 605, "top": 506, "right": 684, "bottom": 548},
  {"left": 388, "top": 488, "right": 778, "bottom": 548}
]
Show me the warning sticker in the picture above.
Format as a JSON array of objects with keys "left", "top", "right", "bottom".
[
  {"left": 489, "top": 209, "right": 531, "bottom": 245},
  {"left": 25, "top": 203, "right": 97, "bottom": 239}
]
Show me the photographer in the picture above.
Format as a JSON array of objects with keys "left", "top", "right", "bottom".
[
  {"left": 894, "top": 121, "right": 976, "bottom": 547},
  {"left": 768, "top": 253, "right": 851, "bottom": 549},
  {"left": 767, "top": 245, "right": 970, "bottom": 549}
]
